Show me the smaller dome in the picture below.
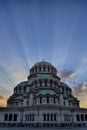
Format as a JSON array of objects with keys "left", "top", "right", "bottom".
[
  {"left": 16, "top": 81, "right": 28, "bottom": 88},
  {"left": 36, "top": 90, "right": 57, "bottom": 96},
  {"left": 60, "top": 82, "right": 70, "bottom": 88}
]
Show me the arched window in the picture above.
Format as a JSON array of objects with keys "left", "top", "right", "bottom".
[
  {"left": 51, "top": 67, "right": 54, "bottom": 73},
  {"left": 9, "top": 114, "right": 12, "bottom": 121},
  {"left": 54, "top": 81, "right": 57, "bottom": 86},
  {"left": 25, "top": 114, "right": 27, "bottom": 121},
  {"left": 35, "top": 81, "right": 37, "bottom": 88},
  {"left": 39, "top": 66, "right": 41, "bottom": 71},
  {"left": 47, "top": 113, "right": 49, "bottom": 121},
  {"left": 62, "top": 88, "right": 64, "bottom": 93},
  {"left": 54, "top": 114, "right": 56, "bottom": 121},
  {"left": 32, "top": 114, "right": 34, "bottom": 121},
  {"left": 77, "top": 114, "right": 80, "bottom": 121},
  {"left": 51, "top": 113, "right": 53, "bottom": 121},
  {"left": 43, "top": 66, "right": 45, "bottom": 71},
  {"left": 45, "top": 79, "right": 47, "bottom": 86},
  {"left": 35, "top": 66, "right": 37, "bottom": 72},
  {"left": 50, "top": 80, "right": 52, "bottom": 87},
  {"left": 54, "top": 68, "right": 57, "bottom": 74},
  {"left": 40, "top": 96, "right": 42, "bottom": 104},
  {"left": 14, "top": 114, "right": 17, "bottom": 121},
  {"left": 30, "top": 114, "right": 31, "bottom": 121},
  {"left": 81, "top": 114, "right": 84, "bottom": 121},
  {"left": 54, "top": 97, "right": 55, "bottom": 104},
  {"left": 39, "top": 80, "right": 42, "bottom": 86},
  {"left": 19, "top": 87, "right": 21, "bottom": 92},
  {"left": 4, "top": 113, "right": 8, "bottom": 121},
  {"left": 24, "top": 87, "right": 26, "bottom": 92},
  {"left": 64, "top": 101, "right": 65, "bottom": 106},
  {"left": 47, "top": 96, "right": 49, "bottom": 103},
  {"left": 48, "top": 66, "right": 50, "bottom": 72},
  {"left": 85, "top": 114, "right": 87, "bottom": 121},
  {"left": 28, "top": 115, "right": 30, "bottom": 121},
  {"left": 26, "top": 100, "right": 29, "bottom": 105},
  {"left": 66, "top": 88, "right": 68, "bottom": 94},
  {"left": 43, "top": 113, "right": 46, "bottom": 121}
]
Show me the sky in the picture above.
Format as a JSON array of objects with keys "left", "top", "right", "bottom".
[{"left": 0, "top": 0, "right": 87, "bottom": 107}]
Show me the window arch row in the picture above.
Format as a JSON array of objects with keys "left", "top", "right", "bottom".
[
  {"left": 4, "top": 113, "right": 17, "bottom": 121},
  {"left": 30, "top": 65, "right": 57, "bottom": 75},
  {"left": 43, "top": 113, "right": 57, "bottom": 121},
  {"left": 25, "top": 113, "right": 34, "bottom": 121},
  {"left": 76, "top": 114, "right": 87, "bottom": 121},
  {"left": 32, "top": 79, "right": 59, "bottom": 88}
]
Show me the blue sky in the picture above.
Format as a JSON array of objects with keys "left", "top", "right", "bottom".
[{"left": 0, "top": 0, "right": 87, "bottom": 107}]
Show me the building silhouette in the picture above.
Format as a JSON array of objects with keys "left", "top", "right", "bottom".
[{"left": 0, "top": 61, "right": 87, "bottom": 127}]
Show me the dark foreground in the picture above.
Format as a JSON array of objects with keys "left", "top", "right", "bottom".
[{"left": 0, "top": 127, "right": 87, "bottom": 130}]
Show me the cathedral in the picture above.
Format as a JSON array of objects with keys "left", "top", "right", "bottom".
[{"left": 0, "top": 61, "right": 87, "bottom": 127}]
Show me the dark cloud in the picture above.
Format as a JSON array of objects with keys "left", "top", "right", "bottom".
[
  {"left": 58, "top": 69, "right": 76, "bottom": 81},
  {"left": 0, "top": 95, "right": 4, "bottom": 99},
  {"left": 72, "top": 82, "right": 87, "bottom": 97}
]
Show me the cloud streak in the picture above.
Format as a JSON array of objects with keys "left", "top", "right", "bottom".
[
  {"left": 73, "top": 82, "right": 87, "bottom": 97},
  {"left": 59, "top": 69, "right": 76, "bottom": 81}
]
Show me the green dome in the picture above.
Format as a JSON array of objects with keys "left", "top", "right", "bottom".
[
  {"left": 33, "top": 61, "right": 54, "bottom": 67},
  {"left": 60, "top": 82, "right": 70, "bottom": 88},
  {"left": 16, "top": 81, "right": 28, "bottom": 87},
  {"left": 28, "top": 74, "right": 58, "bottom": 85},
  {"left": 36, "top": 90, "right": 57, "bottom": 96}
]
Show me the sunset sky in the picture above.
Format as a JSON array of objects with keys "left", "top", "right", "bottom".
[{"left": 0, "top": 0, "right": 87, "bottom": 107}]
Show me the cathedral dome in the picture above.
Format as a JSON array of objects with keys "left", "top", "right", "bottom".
[
  {"left": 14, "top": 81, "right": 28, "bottom": 94},
  {"left": 60, "top": 82, "right": 72, "bottom": 94},
  {"left": 16, "top": 81, "right": 28, "bottom": 88},
  {"left": 60, "top": 82, "right": 70, "bottom": 88},
  {"left": 7, "top": 60, "right": 80, "bottom": 112},
  {"left": 30, "top": 61, "right": 57, "bottom": 75},
  {"left": 33, "top": 61, "right": 54, "bottom": 68}
]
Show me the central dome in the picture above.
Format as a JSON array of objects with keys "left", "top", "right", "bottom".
[
  {"left": 33, "top": 61, "right": 54, "bottom": 68},
  {"left": 30, "top": 61, "right": 57, "bottom": 76}
]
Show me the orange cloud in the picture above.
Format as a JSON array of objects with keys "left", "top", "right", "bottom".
[
  {"left": 0, "top": 95, "right": 9, "bottom": 107},
  {"left": 78, "top": 95, "right": 87, "bottom": 108},
  {"left": 73, "top": 82, "right": 87, "bottom": 108}
]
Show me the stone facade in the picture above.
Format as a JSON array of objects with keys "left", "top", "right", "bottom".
[{"left": 0, "top": 61, "right": 87, "bottom": 127}]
